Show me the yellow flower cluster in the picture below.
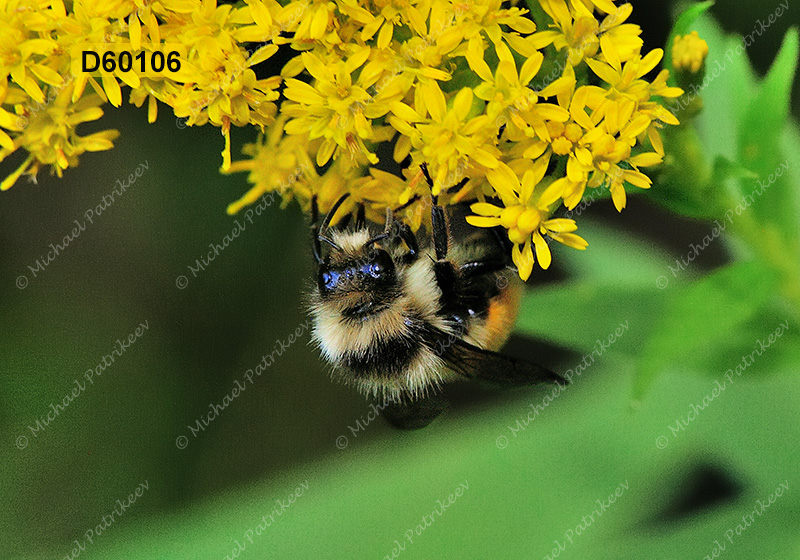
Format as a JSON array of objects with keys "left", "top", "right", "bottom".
[
  {"left": 1, "top": 0, "right": 283, "bottom": 188},
  {"left": 1, "top": 0, "right": 683, "bottom": 280},
  {"left": 672, "top": 30, "right": 709, "bottom": 74}
]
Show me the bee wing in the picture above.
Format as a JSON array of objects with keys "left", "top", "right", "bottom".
[{"left": 441, "top": 338, "right": 566, "bottom": 387}]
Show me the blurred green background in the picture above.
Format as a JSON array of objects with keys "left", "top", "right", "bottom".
[{"left": 2, "top": 1, "right": 799, "bottom": 558}]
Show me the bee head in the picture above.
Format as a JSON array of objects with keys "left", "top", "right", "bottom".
[
  {"left": 317, "top": 240, "right": 397, "bottom": 302},
  {"left": 312, "top": 194, "right": 414, "bottom": 317}
]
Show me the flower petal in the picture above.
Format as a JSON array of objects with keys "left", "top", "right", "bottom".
[{"left": 532, "top": 232, "right": 551, "bottom": 269}]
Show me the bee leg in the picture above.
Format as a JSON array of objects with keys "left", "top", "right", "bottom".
[
  {"left": 354, "top": 202, "right": 366, "bottom": 228},
  {"left": 383, "top": 206, "right": 393, "bottom": 233},
  {"left": 394, "top": 221, "right": 419, "bottom": 261},
  {"left": 489, "top": 226, "right": 514, "bottom": 261},
  {"left": 311, "top": 195, "right": 320, "bottom": 224},
  {"left": 419, "top": 162, "right": 449, "bottom": 260},
  {"left": 430, "top": 199, "right": 449, "bottom": 261},
  {"left": 337, "top": 212, "right": 353, "bottom": 229},
  {"left": 458, "top": 258, "right": 510, "bottom": 279},
  {"left": 381, "top": 392, "right": 448, "bottom": 430},
  {"left": 429, "top": 198, "right": 463, "bottom": 307},
  {"left": 364, "top": 208, "right": 398, "bottom": 247}
]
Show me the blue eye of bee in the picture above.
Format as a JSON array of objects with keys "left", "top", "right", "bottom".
[
  {"left": 320, "top": 268, "right": 341, "bottom": 292},
  {"left": 368, "top": 249, "right": 394, "bottom": 280},
  {"left": 318, "top": 249, "right": 395, "bottom": 295},
  {"left": 361, "top": 263, "right": 381, "bottom": 278}
]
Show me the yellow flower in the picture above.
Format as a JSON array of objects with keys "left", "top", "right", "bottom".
[
  {"left": 344, "top": 0, "right": 427, "bottom": 49},
  {"left": 576, "top": 0, "right": 618, "bottom": 14},
  {"left": 672, "top": 31, "right": 709, "bottom": 74},
  {"left": 0, "top": 0, "right": 62, "bottom": 105},
  {"left": 577, "top": 127, "right": 663, "bottom": 211},
  {"left": 392, "top": 83, "right": 500, "bottom": 194},
  {"left": 532, "top": 0, "right": 642, "bottom": 66},
  {"left": 466, "top": 157, "right": 587, "bottom": 280},
  {"left": 283, "top": 48, "right": 398, "bottom": 167},
  {"left": 291, "top": 157, "right": 361, "bottom": 222},
  {"left": 558, "top": 87, "right": 666, "bottom": 211},
  {"left": 160, "top": 1, "right": 282, "bottom": 169},
  {"left": 454, "top": 0, "right": 537, "bottom": 49},
  {"left": 470, "top": 37, "right": 544, "bottom": 120},
  {"left": 578, "top": 49, "right": 682, "bottom": 158},
  {"left": 292, "top": 0, "right": 337, "bottom": 44},
  {"left": 1, "top": 0, "right": 683, "bottom": 281},
  {"left": 353, "top": 167, "right": 433, "bottom": 229},
  {"left": 1, "top": 83, "right": 119, "bottom": 190},
  {"left": 584, "top": 48, "right": 666, "bottom": 106},
  {"left": 223, "top": 115, "right": 314, "bottom": 214}
]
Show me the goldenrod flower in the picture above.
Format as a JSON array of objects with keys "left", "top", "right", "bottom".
[
  {"left": 393, "top": 83, "right": 500, "bottom": 194},
  {"left": 1, "top": 83, "right": 118, "bottom": 190},
  {"left": 672, "top": 31, "right": 709, "bottom": 74},
  {"left": 1, "top": 0, "right": 682, "bottom": 280},
  {"left": 283, "top": 49, "right": 393, "bottom": 167},
  {"left": 223, "top": 116, "right": 314, "bottom": 214},
  {"left": 532, "top": 0, "right": 642, "bottom": 66},
  {"left": 467, "top": 157, "right": 587, "bottom": 280},
  {"left": 471, "top": 38, "right": 570, "bottom": 136},
  {"left": 0, "top": 1, "right": 61, "bottom": 105}
]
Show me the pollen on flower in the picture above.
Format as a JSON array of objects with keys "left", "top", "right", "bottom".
[
  {"left": 672, "top": 31, "right": 709, "bottom": 74},
  {"left": 1, "top": 0, "right": 681, "bottom": 280}
]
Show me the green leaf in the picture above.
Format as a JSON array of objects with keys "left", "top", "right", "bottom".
[
  {"left": 737, "top": 28, "right": 799, "bottom": 236},
  {"left": 517, "top": 219, "right": 674, "bottom": 354},
  {"left": 650, "top": 127, "right": 719, "bottom": 220},
  {"left": 710, "top": 154, "right": 758, "bottom": 185},
  {"left": 664, "top": 1, "right": 715, "bottom": 75},
  {"left": 692, "top": 15, "right": 757, "bottom": 163},
  {"left": 700, "top": 314, "right": 800, "bottom": 379},
  {"left": 738, "top": 28, "right": 798, "bottom": 175},
  {"left": 777, "top": 118, "right": 800, "bottom": 253},
  {"left": 517, "top": 282, "right": 663, "bottom": 355},
  {"left": 55, "top": 352, "right": 800, "bottom": 560},
  {"left": 633, "top": 260, "right": 779, "bottom": 398}
]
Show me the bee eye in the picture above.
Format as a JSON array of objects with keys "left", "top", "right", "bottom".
[
  {"left": 368, "top": 249, "right": 394, "bottom": 280},
  {"left": 318, "top": 266, "right": 340, "bottom": 293}
]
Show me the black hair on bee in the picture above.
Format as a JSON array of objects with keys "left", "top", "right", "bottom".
[{"left": 308, "top": 170, "right": 565, "bottom": 429}]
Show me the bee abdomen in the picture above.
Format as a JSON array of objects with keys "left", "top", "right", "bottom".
[{"left": 342, "top": 334, "right": 420, "bottom": 377}]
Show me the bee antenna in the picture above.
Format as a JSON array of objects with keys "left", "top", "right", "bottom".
[
  {"left": 312, "top": 193, "right": 350, "bottom": 264},
  {"left": 321, "top": 193, "right": 351, "bottom": 234},
  {"left": 312, "top": 226, "right": 324, "bottom": 264},
  {"left": 318, "top": 235, "right": 341, "bottom": 250}
]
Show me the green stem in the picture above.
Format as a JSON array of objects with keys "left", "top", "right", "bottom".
[{"left": 726, "top": 202, "right": 800, "bottom": 322}]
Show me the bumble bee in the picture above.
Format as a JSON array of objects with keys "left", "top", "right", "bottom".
[{"left": 309, "top": 180, "right": 564, "bottom": 429}]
